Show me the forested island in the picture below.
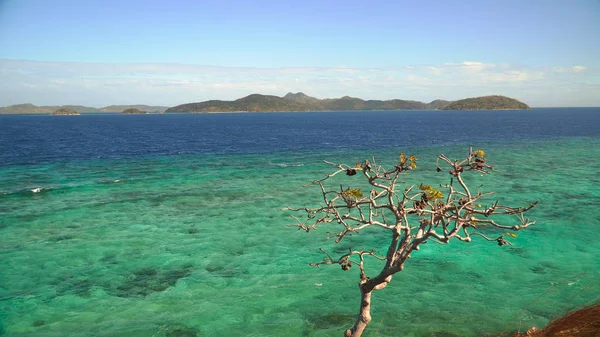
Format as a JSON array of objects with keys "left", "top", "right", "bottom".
[
  {"left": 0, "top": 104, "right": 168, "bottom": 114},
  {"left": 121, "top": 108, "right": 147, "bottom": 114},
  {"left": 165, "top": 93, "right": 451, "bottom": 113},
  {"left": 0, "top": 94, "right": 530, "bottom": 114},
  {"left": 440, "top": 95, "right": 529, "bottom": 110},
  {"left": 166, "top": 93, "right": 529, "bottom": 113},
  {"left": 51, "top": 107, "right": 80, "bottom": 115}
]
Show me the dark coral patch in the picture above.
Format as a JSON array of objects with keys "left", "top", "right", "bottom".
[
  {"left": 166, "top": 326, "right": 199, "bottom": 337},
  {"left": 111, "top": 265, "right": 193, "bottom": 298}
]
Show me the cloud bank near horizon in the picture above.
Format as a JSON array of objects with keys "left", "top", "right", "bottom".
[{"left": 1, "top": 59, "right": 598, "bottom": 107}]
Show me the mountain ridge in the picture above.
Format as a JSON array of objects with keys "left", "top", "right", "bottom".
[
  {"left": 0, "top": 104, "right": 169, "bottom": 114},
  {"left": 166, "top": 92, "right": 453, "bottom": 113},
  {"left": 0, "top": 94, "right": 530, "bottom": 114}
]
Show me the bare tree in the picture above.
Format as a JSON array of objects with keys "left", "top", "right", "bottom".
[{"left": 284, "top": 149, "right": 537, "bottom": 337}]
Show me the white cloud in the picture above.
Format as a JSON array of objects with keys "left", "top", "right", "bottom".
[
  {"left": 427, "top": 66, "right": 443, "bottom": 75},
  {"left": 462, "top": 61, "right": 485, "bottom": 66},
  {"left": 0, "top": 59, "right": 598, "bottom": 107},
  {"left": 481, "top": 70, "right": 540, "bottom": 83},
  {"left": 20, "top": 82, "right": 37, "bottom": 88},
  {"left": 553, "top": 65, "right": 587, "bottom": 73},
  {"left": 441, "top": 61, "right": 496, "bottom": 74},
  {"left": 331, "top": 66, "right": 359, "bottom": 73}
]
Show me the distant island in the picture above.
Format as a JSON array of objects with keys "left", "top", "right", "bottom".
[
  {"left": 121, "top": 108, "right": 147, "bottom": 114},
  {"left": 52, "top": 107, "right": 80, "bottom": 116},
  {"left": 165, "top": 93, "right": 529, "bottom": 113},
  {"left": 0, "top": 94, "right": 530, "bottom": 114},
  {"left": 0, "top": 104, "right": 169, "bottom": 114},
  {"left": 104, "top": 105, "right": 167, "bottom": 113},
  {"left": 440, "top": 95, "right": 529, "bottom": 110},
  {"left": 165, "top": 93, "right": 451, "bottom": 113}
]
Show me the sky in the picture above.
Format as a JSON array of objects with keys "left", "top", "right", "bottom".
[{"left": 0, "top": 0, "right": 599, "bottom": 107}]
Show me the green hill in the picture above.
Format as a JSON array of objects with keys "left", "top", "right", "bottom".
[
  {"left": 121, "top": 108, "right": 147, "bottom": 114},
  {"left": 165, "top": 93, "right": 451, "bottom": 113},
  {"left": 321, "top": 95, "right": 367, "bottom": 110},
  {"left": 440, "top": 95, "right": 529, "bottom": 110},
  {"left": 166, "top": 94, "right": 309, "bottom": 113},
  {"left": 51, "top": 107, "right": 80, "bottom": 115},
  {"left": 283, "top": 92, "right": 323, "bottom": 106},
  {"left": 427, "top": 99, "right": 451, "bottom": 110},
  {"left": 0, "top": 103, "right": 50, "bottom": 114}
]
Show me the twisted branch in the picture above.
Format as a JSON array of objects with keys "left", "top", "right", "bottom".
[{"left": 284, "top": 148, "right": 538, "bottom": 337}]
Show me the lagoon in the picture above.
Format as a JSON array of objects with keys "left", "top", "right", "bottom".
[{"left": 1, "top": 108, "right": 599, "bottom": 336}]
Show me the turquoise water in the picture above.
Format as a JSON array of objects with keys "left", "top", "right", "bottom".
[{"left": 1, "top": 113, "right": 600, "bottom": 336}]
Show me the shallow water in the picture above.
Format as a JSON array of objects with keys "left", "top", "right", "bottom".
[{"left": 1, "top": 109, "right": 599, "bottom": 336}]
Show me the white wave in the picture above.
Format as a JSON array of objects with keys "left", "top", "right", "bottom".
[{"left": 271, "top": 162, "right": 304, "bottom": 168}]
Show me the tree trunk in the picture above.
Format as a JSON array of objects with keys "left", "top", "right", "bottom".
[{"left": 344, "top": 287, "right": 372, "bottom": 337}]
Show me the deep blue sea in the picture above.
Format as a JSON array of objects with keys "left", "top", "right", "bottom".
[
  {"left": 1, "top": 108, "right": 599, "bottom": 336},
  {"left": 2, "top": 108, "right": 598, "bottom": 165}
]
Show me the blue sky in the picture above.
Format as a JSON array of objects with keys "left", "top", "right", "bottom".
[{"left": 0, "top": 0, "right": 599, "bottom": 107}]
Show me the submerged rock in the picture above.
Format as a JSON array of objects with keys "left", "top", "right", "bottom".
[
  {"left": 111, "top": 265, "right": 193, "bottom": 297},
  {"left": 54, "top": 277, "right": 93, "bottom": 298},
  {"left": 204, "top": 262, "right": 248, "bottom": 278},
  {"left": 425, "top": 332, "right": 461, "bottom": 337},
  {"left": 187, "top": 227, "right": 200, "bottom": 234},
  {"left": 165, "top": 325, "right": 199, "bottom": 337},
  {"left": 32, "top": 320, "right": 46, "bottom": 327},
  {"left": 309, "top": 313, "right": 355, "bottom": 330}
]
